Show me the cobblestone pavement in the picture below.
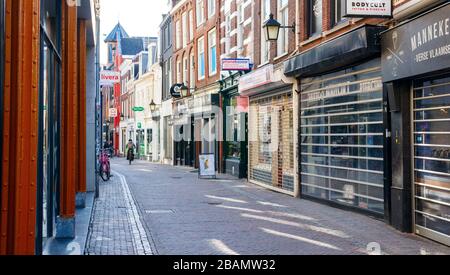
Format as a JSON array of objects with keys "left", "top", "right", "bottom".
[
  {"left": 84, "top": 169, "right": 154, "bottom": 255},
  {"left": 101, "top": 159, "right": 450, "bottom": 255}
]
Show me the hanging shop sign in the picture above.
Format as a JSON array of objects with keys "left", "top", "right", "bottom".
[
  {"left": 222, "top": 58, "right": 252, "bottom": 71},
  {"left": 199, "top": 154, "right": 216, "bottom": 179},
  {"left": 109, "top": 108, "right": 118, "bottom": 118},
  {"left": 100, "top": 70, "right": 120, "bottom": 86},
  {"left": 132, "top": 107, "right": 145, "bottom": 112},
  {"left": 381, "top": 3, "right": 450, "bottom": 82},
  {"left": 239, "top": 64, "right": 274, "bottom": 93},
  {"left": 344, "top": 0, "right": 392, "bottom": 18}
]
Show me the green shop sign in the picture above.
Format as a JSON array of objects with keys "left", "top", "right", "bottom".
[
  {"left": 132, "top": 107, "right": 145, "bottom": 112},
  {"left": 137, "top": 122, "right": 142, "bottom": 129}
]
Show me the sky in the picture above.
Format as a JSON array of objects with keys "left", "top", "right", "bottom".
[{"left": 100, "top": 0, "right": 169, "bottom": 65}]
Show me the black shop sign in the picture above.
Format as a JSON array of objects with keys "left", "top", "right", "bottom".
[{"left": 382, "top": 3, "right": 450, "bottom": 82}]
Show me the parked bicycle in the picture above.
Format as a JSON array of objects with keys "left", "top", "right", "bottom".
[{"left": 99, "top": 149, "right": 111, "bottom": 181}]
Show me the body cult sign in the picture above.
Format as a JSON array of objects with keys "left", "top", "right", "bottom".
[
  {"left": 100, "top": 71, "right": 120, "bottom": 86},
  {"left": 345, "top": 0, "right": 392, "bottom": 18}
]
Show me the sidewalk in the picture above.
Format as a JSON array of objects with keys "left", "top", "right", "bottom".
[{"left": 84, "top": 172, "right": 154, "bottom": 255}]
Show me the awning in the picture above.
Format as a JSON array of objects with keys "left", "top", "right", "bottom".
[{"left": 284, "top": 25, "right": 386, "bottom": 78}]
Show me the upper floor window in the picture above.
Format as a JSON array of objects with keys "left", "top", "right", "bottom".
[
  {"left": 208, "top": 0, "right": 215, "bottom": 18},
  {"left": 182, "top": 12, "right": 188, "bottom": 48},
  {"left": 208, "top": 28, "right": 217, "bottom": 76},
  {"left": 308, "top": 0, "right": 323, "bottom": 37},
  {"left": 261, "top": 0, "right": 271, "bottom": 64},
  {"left": 277, "top": 0, "right": 289, "bottom": 56},
  {"left": 198, "top": 36, "right": 205, "bottom": 80},
  {"left": 190, "top": 52, "right": 195, "bottom": 88},
  {"left": 330, "top": 0, "right": 346, "bottom": 28},
  {"left": 189, "top": 10, "right": 194, "bottom": 41},
  {"left": 196, "top": 0, "right": 205, "bottom": 26},
  {"left": 175, "top": 20, "right": 181, "bottom": 49}
]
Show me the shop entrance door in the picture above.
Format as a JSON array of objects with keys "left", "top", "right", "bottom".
[{"left": 413, "top": 74, "right": 450, "bottom": 246}]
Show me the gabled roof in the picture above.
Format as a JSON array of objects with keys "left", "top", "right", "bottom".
[
  {"left": 120, "top": 38, "right": 144, "bottom": 56},
  {"left": 104, "top": 22, "right": 130, "bottom": 43}
]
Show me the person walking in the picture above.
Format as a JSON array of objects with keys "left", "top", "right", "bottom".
[{"left": 126, "top": 139, "right": 136, "bottom": 165}]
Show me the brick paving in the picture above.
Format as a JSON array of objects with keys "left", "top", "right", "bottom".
[
  {"left": 110, "top": 159, "right": 450, "bottom": 255},
  {"left": 84, "top": 171, "right": 154, "bottom": 255}
]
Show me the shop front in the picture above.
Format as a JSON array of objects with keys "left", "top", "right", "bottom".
[
  {"left": 191, "top": 93, "right": 221, "bottom": 170},
  {"left": 219, "top": 72, "right": 248, "bottom": 179},
  {"left": 285, "top": 25, "right": 388, "bottom": 215},
  {"left": 381, "top": 3, "right": 450, "bottom": 245},
  {"left": 173, "top": 99, "right": 195, "bottom": 167},
  {"left": 241, "top": 65, "right": 295, "bottom": 195},
  {"left": 37, "top": 0, "right": 62, "bottom": 254}
]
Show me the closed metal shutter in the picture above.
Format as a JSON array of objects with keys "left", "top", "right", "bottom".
[{"left": 249, "top": 91, "right": 294, "bottom": 193}]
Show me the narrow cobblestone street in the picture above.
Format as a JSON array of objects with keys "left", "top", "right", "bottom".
[{"left": 84, "top": 159, "right": 450, "bottom": 255}]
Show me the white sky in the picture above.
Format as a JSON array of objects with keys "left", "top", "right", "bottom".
[{"left": 100, "top": 0, "right": 169, "bottom": 65}]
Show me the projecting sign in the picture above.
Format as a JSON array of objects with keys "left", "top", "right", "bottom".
[
  {"left": 222, "top": 58, "right": 252, "bottom": 71},
  {"left": 199, "top": 154, "right": 216, "bottom": 179},
  {"left": 344, "top": 0, "right": 392, "bottom": 18},
  {"left": 109, "top": 108, "right": 118, "bottom": 118},
  {"left": 381, "top": 3, "right": 450, "bottom": 82},
  {"left": 100, "top": 70, "right": 120, "bottom": 86}
]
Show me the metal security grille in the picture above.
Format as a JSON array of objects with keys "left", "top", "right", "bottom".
[
  {"left": 413, "top": 74, "right": 450, "bottom": 246},
  {"left": 300, "top": 61, "right": 385, "bottom": 214},
  {"left": 249, "top": 91, "right": 294, "bottom": 193}
]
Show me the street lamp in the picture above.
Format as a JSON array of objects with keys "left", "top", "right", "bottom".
[
  {"left": 262, "top": 14, "right": 295, "bottom": 42},
  {"left": 149, "top": 100, "right": 157, "bottom": 112},
  {"left": 120, "top": 113, "right": 125, "bottom": 121},
  {"left": 180, "top": 83, "right": 189, "bottom": 98}
]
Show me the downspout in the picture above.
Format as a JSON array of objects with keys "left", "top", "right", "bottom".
[{"left": 0, "top": 0, "right": 4, "bottom": 206}]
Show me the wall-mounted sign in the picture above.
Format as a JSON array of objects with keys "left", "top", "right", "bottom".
[
  {"left": 170, "top": 83, "right": 183, "bottom": 98},
  {"left": 137, "top": 122, "right": 142, "bottom": 129},
  {"left": 344, "top": 0, "right": 392, "bottom": 18},
  {"left": 109, "top": 108, "right": 118, "bottom": 118},
  {"left": 100, "top": 70, "right": 120, "bottom": 86},
  {"left": 222, "top": 58, "right": 252, "bottom": 71},
  {"left": 199, "top": 154, "right": 216, "bottom": 179},
  {"left": 239, "top": 64, "right": 274, "bottom": 93},
  {"left": 132, "top": 107, "right": 145, "bottom": 112},
  {"left": 382, "top": 3, "right": 450, "bottom": 82}
]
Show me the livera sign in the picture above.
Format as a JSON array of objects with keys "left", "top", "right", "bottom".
[{"left": 382, "top": 3, "right": 450, "bottom": 82}]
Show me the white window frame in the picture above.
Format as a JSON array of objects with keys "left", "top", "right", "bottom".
[
  {"left": 190, "top": 52, "right": 195, "bottom": 88},
  {"left": 198, "top": 36, "right": 205, "bottom": 80},
  {"left": 183, "top": 56, "right": 188, "bottom": 84},
  {"left": 182, "top": 12, "right": 188, "bottom": 48},
  {"left": 208, "top": 28, "right": 217, "bottom": 76},
  {"left": 261, "top": 0, "right": 270, "bottom": 64},
  {"left": 196, "top": 0, "right": 205, "bottom": 27},
  {"left": 277, "top": 0, "right": 289, "bottom": 57},
  {"left": 189, "top": 10, "right": 194, "bottom": 41},
  {"left": 208, "top": 0, "right": 215, "bottom": 18},
  {"left": 176, "top": 20, "right": 181, "bottom": 49}
]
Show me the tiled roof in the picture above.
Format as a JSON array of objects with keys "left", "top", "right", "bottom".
[
  {"left": 104, "top": 22, "right": 129, "bottom": 43},
  {"left": 120, "top": 38, "right": 144, "bottom": 56}
]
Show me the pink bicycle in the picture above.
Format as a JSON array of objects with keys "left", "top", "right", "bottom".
[{"left": 99, "top": 149, "right": 111, "bottom": 181}]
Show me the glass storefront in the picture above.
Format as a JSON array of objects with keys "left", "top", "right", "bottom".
[
  {"left": 249, "top": 91, "right": 294, "bottom": 193},
  {"left": 300, "top": 59, "right": 385, "bottom": 214},
  {"left": 37, "top": 0, "right": 61, "bottom": 254},
  {"left": 413, "top": 74, "right": 450, "bottom": 246}
]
